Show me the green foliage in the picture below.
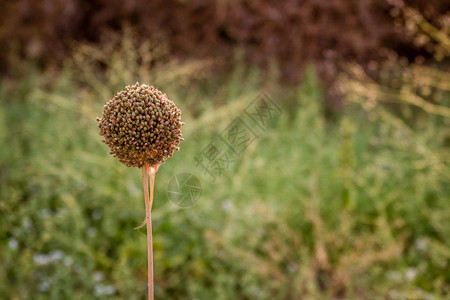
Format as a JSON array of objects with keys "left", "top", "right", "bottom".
[{"left": 0, "top": 56, "right": 449, "bottom": 299}]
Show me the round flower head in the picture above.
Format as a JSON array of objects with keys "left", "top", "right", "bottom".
[{"left": 97, "top": 83, "right": 183, "bottom": 168}]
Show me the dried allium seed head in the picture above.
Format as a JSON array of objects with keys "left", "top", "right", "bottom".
[{"left": 97, "top": 83, "right": 184, "bottom": 168}]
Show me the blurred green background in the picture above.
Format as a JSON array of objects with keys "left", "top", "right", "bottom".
[{"left": 0, "top": 1, "right": 449, "bottom": 299}]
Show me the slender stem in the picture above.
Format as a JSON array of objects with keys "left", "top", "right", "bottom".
[
  {"left": 142, "top": 165, "right": 153, "bottom": 300},
  {"left": 142, "top": 164, "right": 159, "bottom": 300}
]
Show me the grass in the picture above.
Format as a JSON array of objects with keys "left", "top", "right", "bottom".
[{"left": 0, "top": 42, "right": 449, "bottom": 299}]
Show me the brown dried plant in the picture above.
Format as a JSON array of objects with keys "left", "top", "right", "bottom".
[{"left": 97, "top": 83, "right": 183, "bottom": 299}]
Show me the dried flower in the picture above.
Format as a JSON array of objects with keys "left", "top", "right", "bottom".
[{"left": 97, "top": 83, "right": 184, "bottom": 168}]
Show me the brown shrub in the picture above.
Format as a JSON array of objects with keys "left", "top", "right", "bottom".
[{"left": 0, "top": 0, "right": 447, "bottom": 90}]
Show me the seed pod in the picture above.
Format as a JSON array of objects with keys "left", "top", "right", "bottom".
[{"left": 97, "top": 83, "right": 183, "bottom": 168}]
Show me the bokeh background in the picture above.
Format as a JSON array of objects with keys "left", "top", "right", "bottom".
[{"left": 0, "top": 0, "right": 449, "bottom": 299}]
